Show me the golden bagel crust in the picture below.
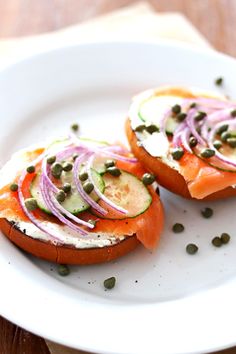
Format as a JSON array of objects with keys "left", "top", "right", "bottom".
[
  {"left": 0, "top": 218, "right": 140, "bottom": 265},
  {"left": 126, "top": 118, "right": 236, "bottom": 201}
]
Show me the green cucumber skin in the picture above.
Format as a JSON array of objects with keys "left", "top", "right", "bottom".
[
  {"left": 91, "top": 199, "right": 152, "bottom": 220},
  {"left": 30, "top": 180, "right": 52, "bottom": 215},
  {"left": 192, "top": 149, "right": 236, "bottom": 173},
  {"left": 92, "top": 170, "right": 152, "bottom": 220},
  {"left": 138, "top": 111, "right": 145, "bottom": 123}
]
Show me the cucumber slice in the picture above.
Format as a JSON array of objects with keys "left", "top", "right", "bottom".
[
  {"left": 31, "top": 169, "right": 105, "bottom": 215},
  {"left": 192, "top": 145, "right": 236, "bottom": 173},
  {"left": 96, "top": 170, "right": 152, "bottom": 219},
  {"left": 138, "top": 96, "right": 164, "bottom": 123},
  {"left": 30, "top": 174, "right": 51, "bottom": 214},
  {"left": 165, "top": 117, "right": 179, "bottom": 135},
  {"left": 138, "top": 96, "right": 180, "bottom": 135},
  {"left": 46, "top": 137, "right": 108, "bottom": 156}
]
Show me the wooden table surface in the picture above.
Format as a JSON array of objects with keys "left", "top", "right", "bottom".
[{"left": 0, "top": 1, "right": 236, "bottom": 353}]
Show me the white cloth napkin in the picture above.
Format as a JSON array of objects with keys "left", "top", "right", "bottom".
[
  {"left": 0, "top": 2, "right": 213, "bottom": 354},
  {"left": 0, "top": 2, "right": 210, "bottom": 67}
]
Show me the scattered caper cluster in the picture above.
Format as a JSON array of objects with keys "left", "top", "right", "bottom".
[
  {"left": 172, "top": 207, "right": 231, "bottom": 255},
  {"left": 135, "top": 124, "right": 159, "bottom": 134},
  {"left": 104, "top": 160, "right": 121, "bottom": 177},
  {"left": 79, "top": 170, "right": 94, "bottom": 194},
  {"left": 213, "top": 121, "right": 236, "bottom": 149},
  {"left": 171, "top": 104, "right": 187, "bottom": 122},
  {"left": 212, "top": 233, "right": 230, "bottom": 247},
  {"left": 47, "top": 155, "right": 73, "bottom": 202}
]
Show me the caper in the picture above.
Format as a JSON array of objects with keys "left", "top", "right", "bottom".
[
  {"left": 231, "top": 109, "right": 236, "bottom": 118},
  {"left": 186, "top": 243, "right": 198, "bottom": 255},
  {"left": 73, "top": 153, "right": 78, "bottom": 161},
  {"left": 216, "top": 124, "right": 229, "bottom": 135},
  {"left": 227, "top": 137, "right": 236, "bottom": 148},
  {"left": 56, "top": 190, "right": 66, "bottom": 203},
  {"left": 62, "top": 183, "right": 71, "bottom": 193},
  {"left": 71, "top": 123, "right": 79, "bottom": 132},
  {"left": 189, "top": 136, "right": 197, "bottom": 147},
  {"left": 212, "top": 236, "right": 222, "bottom": 247},
  {"left": 63, "top": 162, "right": 73, "bottom": 172},
  {"left": 215, "top": 77, "right": 223, "bottom": 86},
  {"left": 83, "top": 181, "right": 94, "bottom": 194},
  {"left": 135, "top": 125, "right": 146, "bottom": 132},
  {"left": 58, "top": 264, "right": 70, "bottom": 276},
  {"left": 104, "top": 160, "right": 115, "bottom": 168},
  {"left": 171, "top": 147, "right": 184, "bottom": 160},
  {"left": 25, "top": 198, "right": 38, "bottom": 211},
  {"left": 176, "top": 113, "right": 187, "bottom": 122},
  {"left": 221, "top": 233, "right": 230, "bottom": 244},
  {"left": 107, "top": 167, "right": 121, "bottom": 177},
  {"left": 51, "top": 162, "right": 63, "bottom": 178},
  {"left": 146, "top": 124, "right": 159, "bottom": 134},
  {"left": 200, "top": 148, "right": 215, "bottom": 158},
  {"left": 194, "top": 111, "right": 207, "bottom": 121},
  {"left": 221, "top": 131, "right": 231, "bottom": 142},
  {"left": 79, "top": 171, "right": 88, "bottom": 181},
  {"left": 46, "top": 155, "right": 56, "bottom": 165},
  {"left": 26, "top": 165, "right": 35, "bottom": 174},
  {"left": 172, "top": 104, "right": 181, "bottom": 114},
  {"left": 88, "top": 219, "right": 97, "bottom": 226},
  {"left": 104, "top": 276, "right": 116, "bottom": 290},
  {"left": 10, "top": 183, "right": 18, "bottom": 192},
  {"left": 172, "top": 223, "right": 184, "bottom": 233},
  {"left": 201, "top": 207, "right": 213, "bottom": 218},
  {"left": 190, "top": 102, "right": 197, "bottom": 108},
  {"left": 142, "top": 173, "right": 155, "bottom": 185},
  {"left": 213, "top": 140, "right": 222, "bottom": 150}
]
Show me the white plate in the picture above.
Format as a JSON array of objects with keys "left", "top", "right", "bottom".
[{"left": 0, "top": 42, "right": 236, "bottom": 354}]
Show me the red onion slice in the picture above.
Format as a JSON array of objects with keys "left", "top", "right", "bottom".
[
  {"left": 208, "top": 119, "right": 236, "bottom": 168},
  {"left": 17, "top": 155, "right": 65, "bottom": 243},
  {"left": 180, "top": 127, "right": 192, "bottom": 153},
  {"left": 186, "top": 109, "right": 207, "bottom": 146},
  {"left": 97, "top": 149, "right": 137, "bottom": 163},
  {"left": 184, "top": 97, "right": 236, "bottom": 110},
  {"left": 87, "top": 155, "right": 128, "bottom": 215},
  {"left": 205, "top": 108, "right": 234, "bottom": 124},
  {"left": 40, "top": 175, "right": 90, "bottom": 235},
  {"left": 41, "top": 158, "right": 58, "bottom": 193},
  {"left": 73, "top": 152, "right": 108, "bottom": 216},
  {"left": 56, "top": 146, "right": 86, "bottom": 161},
  {"left": 40, "top": 174, "right": 94, "bottom": 229},
  {"left": 172, "top": 122, "right": 187, "bottom": 147}
]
